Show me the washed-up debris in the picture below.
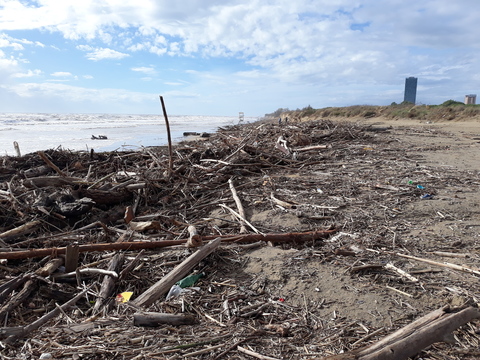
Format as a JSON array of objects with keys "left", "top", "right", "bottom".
[{"left": 0, "top": 118, "right": 479, "bottom": 359}]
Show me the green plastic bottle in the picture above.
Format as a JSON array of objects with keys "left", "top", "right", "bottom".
[{"left": 176, "top": 273, "right": 204, "bottom": 288}]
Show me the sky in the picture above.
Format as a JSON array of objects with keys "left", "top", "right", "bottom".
[{"left": 1, "top": 0, "right": 480, "bottom": 116}]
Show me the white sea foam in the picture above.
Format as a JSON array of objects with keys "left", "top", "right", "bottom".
[{"left": 0, "top": 113, "right": 256, "bottom": 156}]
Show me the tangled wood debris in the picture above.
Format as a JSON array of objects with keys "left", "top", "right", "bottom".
[{"left": 0, "top": 118, "right": 479, "bottom": 359}]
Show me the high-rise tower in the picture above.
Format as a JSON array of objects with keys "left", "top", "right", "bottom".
[
  {"left": 464, "top": 94, "right": 477, "bottom": 105},
  {"left": 404, "top": 77, "right": 417, "bottom": 104}
]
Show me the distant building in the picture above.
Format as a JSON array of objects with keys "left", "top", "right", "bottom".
[
  {"left": 404, "top": 77, "right": 417, "bottom": 104},
  {"left": 464, "top": 94, "right": 477, "bottom": 105}
]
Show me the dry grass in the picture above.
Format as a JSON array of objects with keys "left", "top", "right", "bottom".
[{"left": 283, "top": 103, "right": 480, "bottom": 123}]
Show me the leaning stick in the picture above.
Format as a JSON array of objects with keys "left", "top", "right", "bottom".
[
  {"left": 0, "top": 229, "right": 336, "bottom": 260},
  {"left": 159, "top": 95, "right": 173, "bottom": 173},
  {"left": 132, "top": 238, "right": 222, "bottom": 307},
  {"left": 37, "top": 151, "right": 67, "bottom": 177},
  {"left": 237, "top": 346, "right": 281, "bottom": 360},
  {"left": 228, "top": 178, "right": 247, "bottom": 233},
  {"left": 219, "top": 204, "right": 262, "bottom": 234}
]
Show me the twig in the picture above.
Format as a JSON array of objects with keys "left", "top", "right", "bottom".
[
  {"left": 396, "top": 252, "right": 480, "bottom": 277},
  {"left": 183, "top": 343, "right": 226, "bottom": 357},
  {"left": 386, "top": 285, "right": 414, "bottom": 298},
  {"left": 385, "top": 263, "right": 419, "bottom": 282},
  {"left": 219, "top": 204, "right": 262, "bottom": 235},
  {"left": 237, "top": 346, "right": 281, "bottom": 360},
  {"left": 351, "top": 327, "right": 385, "bottom": 347},
  {"left": 213, "top": 337, "right": 252, "bottom": 360},
  {"left": 5, "top": 285, "right": 93, "bottom": 344},
  {"left": 52, "top": 268, "right": 118, "bottom": 279}
]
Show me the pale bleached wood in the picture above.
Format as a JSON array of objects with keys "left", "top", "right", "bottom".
[
  {"left": 92, "top": 253, "right": 124, "bottom": 313},
  {"left": 0, "top": 220, "right": 41, "bottom": 242},
  {"left": 396, "top": 252, "right": 480, "bottom": 276},
  {"left": 322, "top": 305, "right": 480, "bottom": 360},
  {"left": 186, "top": 225, "right": 202, "bottom": 248},
  {"left": 132, "top": 238, "right": 221, "bottom": 307},
  {"left": 228, "top": 178, "right": 247, "bottom": 234}
]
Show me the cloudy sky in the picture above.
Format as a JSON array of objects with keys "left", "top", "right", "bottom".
[{"left": 1, "top": 0, "right": 479, "bottom": 116}]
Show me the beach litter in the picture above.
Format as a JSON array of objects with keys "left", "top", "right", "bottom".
[{"left": 0, "top": 117, "right": 478, "bottom": 359}]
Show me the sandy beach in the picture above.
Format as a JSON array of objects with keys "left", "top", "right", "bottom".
[{"left": 1, "top": 114, "right": 480, "bottom": 359}]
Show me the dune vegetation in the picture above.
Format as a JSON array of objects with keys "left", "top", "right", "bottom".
[{"left": 266, "top": 100, "right": 480, "bottom": 122}]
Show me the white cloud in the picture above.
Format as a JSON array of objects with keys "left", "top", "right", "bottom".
[
  {"left": 9, "top": 81, "right": 155, "bottom": 104},
  {"left": 51, "top": 72, "right": 73, "bottom": 77},
  {"left": 131, "top": 66, "right": 156, "bottom": 75},
  {"left": 1, "top": 1, "right": 480, "bottom": 113},
  {"left": 148, "top": 46, "right": 167, "bottom": 56},
  {"left": 77, "top": 45, "right": 130, "bottom": 61},
  {"left": 11, "top": 69, "right": 42, "bottom": 78}
]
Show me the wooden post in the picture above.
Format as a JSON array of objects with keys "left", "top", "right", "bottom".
[
  {"left": 65, "top": 243, "right": 80, "bottom": 273},
  {"left": 159, "top": 96, "right": 173, "bottom": 174},
  {"left": 186, "top": 225, "right": 202, "bottom": 248}
]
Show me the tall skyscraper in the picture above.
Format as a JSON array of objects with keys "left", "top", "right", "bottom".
[
  {"left": 404, "top": 77, "right": 417, "bottom": 104},
  {"left": 464, "top": 94, "right": 477, "bottom": 105}
]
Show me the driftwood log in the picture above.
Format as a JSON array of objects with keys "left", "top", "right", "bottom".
[
  {"left": 132, "top": 238, "right": 222, "bottom": 307},
  {"left": 92, "top": 253, "right": 124, "bottom": 314},
  {"left": 133, "top": 312, "right": 197, "bottom": 327},
  {"left": 321, "top": 305, "right": 480, "bottom": 360},
  {"left": 0, "top": 220, "right": 41, "bottom": 242},
  {"left": 0, "top": 278, "right": 36, "bottom": 324}
]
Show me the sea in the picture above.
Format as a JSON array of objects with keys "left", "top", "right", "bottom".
[{"left": 0, "top": 113, "right": 258, "bottom": 157}]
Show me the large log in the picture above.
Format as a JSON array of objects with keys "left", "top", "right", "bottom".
[
  {"left": 0, "top": 220, "right": 41, "bottom": 242},
  {"left": 92, "top": 253, "right": 124, "bottom": 313},
  {"left": 322, "top": 305, "right": 480, "bottom": 360},
  {"left": 133, "top": 312, "right": 197, "bottom": 326},
  {"left": 132, "top": 238, "right": 221, "bottom": 307},
  {"left": 0, "top": 229, "right": 336, "bottom": 260},
  {"left": 22, "top": 176, "right": 83, "bottom": 188},
  {"left": 0, "top": 279, "right": 37, "bottom": 324}
]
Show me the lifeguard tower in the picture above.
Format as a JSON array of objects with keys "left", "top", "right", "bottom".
[{"left": 238, "top": 112, "right": 244, "bottom": 124}]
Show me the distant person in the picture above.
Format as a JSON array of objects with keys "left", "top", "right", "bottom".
[
  {"left": 285, "top": 116, "right": 288, "bottom": 124},
  {"left": 278, "top": 117, "right": 282, "bottom": 125}
]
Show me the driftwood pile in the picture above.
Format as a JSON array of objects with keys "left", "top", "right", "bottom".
[{"left": 0, "top": 119, "right": 479, "bottom": 359}]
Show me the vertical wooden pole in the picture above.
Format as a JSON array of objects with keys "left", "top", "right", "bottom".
[
  {"left": 159, "top": 96, "right": 174, "bottom": 174},
  {"left": 65, "top": 244, "right": 80, "bottom": 273}
]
